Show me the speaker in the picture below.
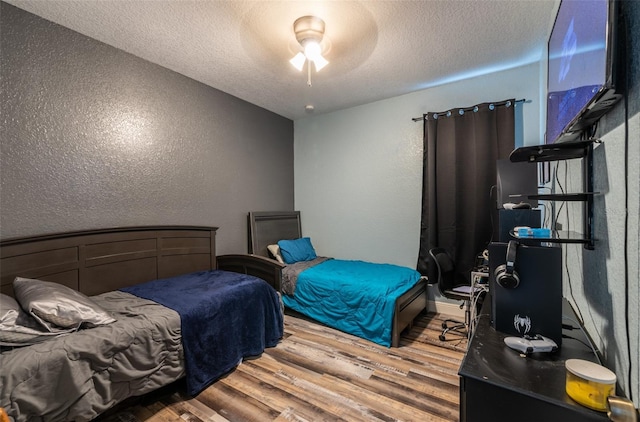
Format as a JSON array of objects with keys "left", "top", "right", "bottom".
[
  {"left": 496, "top": 159, "right": 539, "bottom": 208},
  {"left": 489, "top": 242, "right": 563, "bottom": 346},
  {"left": 497, "top": 209, "right": 542, "bottom": 242}
]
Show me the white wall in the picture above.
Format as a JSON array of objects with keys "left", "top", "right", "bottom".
[{"left": 294, "top": 62, "right": 542, "bottom": 268}]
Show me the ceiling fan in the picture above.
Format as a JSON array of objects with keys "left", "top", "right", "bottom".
[{"left": 289, "top": 15, "right": 329, "bottom": 86}]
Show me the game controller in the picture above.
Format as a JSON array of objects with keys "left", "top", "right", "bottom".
[{"left": 504, "top": 335, "right": 558, "bottom": 354}]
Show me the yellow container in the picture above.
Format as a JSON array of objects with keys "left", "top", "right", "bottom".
[{"left": 565, "top": 359, "right": 616, "bottom": 412}]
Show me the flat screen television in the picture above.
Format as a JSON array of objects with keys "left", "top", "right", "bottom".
[{"left": 545, "top": 0, "right": 622, "bottom": 144}]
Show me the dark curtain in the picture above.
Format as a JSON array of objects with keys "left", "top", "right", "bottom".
[{"left": 417, "top": 100, "right": 515, "bottom": 284}]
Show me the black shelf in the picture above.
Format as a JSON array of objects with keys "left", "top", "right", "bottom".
[
  {"left": 509, "top": 139, "right": 594, "bottom": 163},
  {"left": 508, "top": 139, "right": 597, "bottom": 249},
  {"left": 509, "top": 230, "right": 593, "bottom": 245},
  {"left": 529, "top": 192, "right": 599, "bottom": 201}
]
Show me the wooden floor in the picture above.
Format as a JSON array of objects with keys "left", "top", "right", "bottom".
[{"left": 99, "top": 311, "right": 468, "bottom": 422}]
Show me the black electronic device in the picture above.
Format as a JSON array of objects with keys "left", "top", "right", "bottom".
[
  {"left": 496, "top": 159, "right": 539, "bottom": 209},
  {"left": 546, "top": 0, "right": 622, "bottom": 144},
  {"left": 489, "top": 242, "right": 563, "bottom": 346}
]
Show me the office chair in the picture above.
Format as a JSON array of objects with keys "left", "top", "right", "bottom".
[{"left": 428, "top": 247, "right": 473, "bottom": 341}]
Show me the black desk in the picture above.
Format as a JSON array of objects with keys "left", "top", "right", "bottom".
[{"left": 459, "top": 297, "right": 609, "bottom": 422}]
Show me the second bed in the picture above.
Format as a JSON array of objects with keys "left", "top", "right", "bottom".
[{"left": 218, "top": 211, "right": 427, "bottom": 347}]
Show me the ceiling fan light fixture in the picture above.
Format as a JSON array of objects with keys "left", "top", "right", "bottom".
[
  {"left": 303, "top": 40, "right": 322, "bottom": 61},
  {"left": 313, "top": 54, "right": 329, "bottom": 72},
  {"left": 289, "top": 52, "right": 306, "bottom": 71},
  {"left": 289, "top": 15, "right": 329, "bottom": 80},
  {"left": 302, "top": 40, "right": 328, "bottom": 71}
]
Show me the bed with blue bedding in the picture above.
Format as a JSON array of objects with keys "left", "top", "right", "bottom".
[
  {"left": 0, "top": 226, "right": 284, "bottom": 422},
  {"left": 121, "top": 269, "right": 283, "bottom": 395},
  {"left": 281, "top": 257, "right": 422, "bottom": 347},
  {"left": 216, "top": 211, "right": 429, "bottom": 348}
]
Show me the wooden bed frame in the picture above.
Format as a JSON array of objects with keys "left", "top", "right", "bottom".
[
  {"left": 0, "top": 225, "right": 280, "bottom": 297},
  {"left": 217, "top": 211, "right": 428, "bottom": 347}
]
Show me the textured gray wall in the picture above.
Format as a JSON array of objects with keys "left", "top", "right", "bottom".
[{"left": 0, "top": 3, "right": 294, "bottom": 254}]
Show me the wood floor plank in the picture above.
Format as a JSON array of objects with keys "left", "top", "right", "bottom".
[
  {"left": 261, "top": 336, "right": 460, "bottom": 410},
  {"left": 99, "top": 311, "right": 467, "bottom": 422},
  {"left": 317, "top": 372, "right": 453, "bottom": 422},
  {"left": 239, "top": 355, "right": 383, "bottom": 421},
  {"left": 141, "top": 402, "right": 183, "bottom": 422},
  {"left": 162, "top": 392, "right": 229, "bottom": 422},
  {"left": 369, "top": 368, "right": 459, "bottom": 405},
  {"left": 282, "top": 326, "right": 460, "bottom": 386},
  {"left": 197, "top": 379, "right": 279, "bottom": 422},
  {"left": 224, "top": 364, "right": 348, "bottom": 421}
]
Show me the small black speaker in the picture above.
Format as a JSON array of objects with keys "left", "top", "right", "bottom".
[
  {"left": 496, "top": 159, "right": 539, "bottom": 208},
  {"left": 489, "top": 242, "right": 563, "bottom": 346}
]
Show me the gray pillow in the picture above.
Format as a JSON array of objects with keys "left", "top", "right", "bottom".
[
  {"left": 13, "top": 277, "right": 116, "bottom": 333},
  {"left": 0, "top": 293, "right": 58, "bottom": 346}
]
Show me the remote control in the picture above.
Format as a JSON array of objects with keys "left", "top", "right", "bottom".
[{"left": 504, "top": 335, "right": 558, "bottom": 354}]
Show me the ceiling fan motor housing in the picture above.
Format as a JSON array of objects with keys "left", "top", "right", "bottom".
[{"left": 293, "top": 16, "right": 325, "bottom": 45}]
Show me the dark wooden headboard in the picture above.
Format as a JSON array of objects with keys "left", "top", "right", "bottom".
[
  {"left": 0, "top": 226, "right": 218, "bottom": 297},
  {"left": 248, "top": 211, "right": 302, "bottom": 257}
]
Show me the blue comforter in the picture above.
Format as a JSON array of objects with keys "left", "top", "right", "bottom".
[
  {"left": 282, "top": 259, "right": 421, "bottom": 347},
  {"left": 121, "top": 270, "right": 283, "bottom": 395}
]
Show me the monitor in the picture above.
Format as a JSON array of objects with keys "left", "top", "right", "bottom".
[{"left": 545, "top": 0, "right": 622, "bottom": 144}]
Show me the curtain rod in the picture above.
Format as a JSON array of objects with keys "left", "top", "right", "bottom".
[{"left": 411, "top": 98, "right": 529, "bottom": 122}]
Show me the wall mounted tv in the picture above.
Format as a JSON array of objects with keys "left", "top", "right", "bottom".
[{"left": 546, "top": 0, "right": 622, "bottom": 144}]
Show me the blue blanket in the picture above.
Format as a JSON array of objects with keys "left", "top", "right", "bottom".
[
  {"left": 121, "top": 270, "right": 283, "bottom": 395},
  {"left": 282, "top": 259, "right": 421, "bottom": 347}
]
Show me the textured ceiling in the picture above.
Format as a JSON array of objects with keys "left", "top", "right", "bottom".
[{"left": 5, "top": 0, "right": 559, "bottom": 120}]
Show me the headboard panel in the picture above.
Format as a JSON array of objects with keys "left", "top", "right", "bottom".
[
  {"left": 0, "top": 226, "right": 218, "bottom": 297},
  {"left": 248, "top": 211, "right": 302, "bottom": 257}
]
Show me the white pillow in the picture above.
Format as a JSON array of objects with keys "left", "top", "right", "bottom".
[
  {"left": 13, "top": 277, "right": 116, "bottom": 332},
  {"left": 267, "top": 244, "right": 285, "bottom": 264}
]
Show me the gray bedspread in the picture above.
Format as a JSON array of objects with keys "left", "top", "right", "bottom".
[
  {"left": 0, "top": 291, "right": 184, "bottom": 422},
  {"left": 281, "top": 256, "right": 331, "bottom": 295}
]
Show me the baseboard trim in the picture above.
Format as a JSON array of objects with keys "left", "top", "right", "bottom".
[{"left": 428, "top": 300, "right": 465, "bottom": 319}]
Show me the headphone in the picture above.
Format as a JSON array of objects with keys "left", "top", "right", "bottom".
[{"left": 494, "top": 240, "right": 520, "bottom": 289}]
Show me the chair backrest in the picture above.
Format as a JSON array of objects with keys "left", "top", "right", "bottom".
[{"left": 428, "top": 247, "right": 463, "bottom": 297}]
